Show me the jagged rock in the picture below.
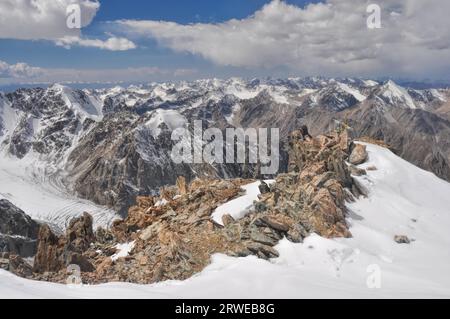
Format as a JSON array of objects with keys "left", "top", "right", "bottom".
[
  {"left": 0, "top": 256, "right": 9, "bottom": 270},
  {"left": 0, "top": 199, "right": 39, "bottom": 238},
  {"left": 349, "top": 164, "right": 367, "bottom": 176},
  {"left": 394, "top": 235, "right": 411, "bottom": 244},
  {"left": 257, "top": 216, "right": 291, "bottom": 232},
  {"left": 250, "top": 229, "right": 278, "bottom": 246},
  {"left": 176, "top": 176, "right": 188, "bottom": 195},
  {"left": 66, "top": 213, "right": 95, "bottom": 253},
  {"left": 258, "top": 181, "right": 271, "bottom": 194},
  {"left": 286, "top": 223, "right": 308, "bottom": 243},
  {"left": 95, "top": 227, "right": 115, "bottom": 244},
  {"left": 366, "top": 165, "right": 377, "bottom": 171},
  {"left": 0, "top": 199, "right": 40, "bottom": 257},
  {"left": 33, "top": 224, "right": 63, "bottom": 273},
  {"left": 8, "top": 255, "right": 33, "bottom": 278},
  {"left": 258, "top": 131, "right": 354, "bottom": 239},
  {"left": 349, "top": 144, "right": 368, "bottom": 165},
  {"left": 246, "top": 243, "right": 279, "bottom": 259},
  {"left": 136, "top": 196, "right": 154, "bottom": 208},
  {"left": 139, "top": 221, "right": 162, "bottom": 241},
  {"left": 34, "top": 213, "right": 96, "bottom": 274},
  {"left": 24, "top": 130, "right": 361, "bottom": 284},
  {"left": 66, "top": 252, "right": 95, "bottom": 272},
  {"left": 0, "top": 234, "right": 37, "bottom": 258},
  {"left": 254, "top": 202, "right": 268, "bottom": 213},
  {"left": 222, "top": 214, "right": 235, "bottom": 226}
]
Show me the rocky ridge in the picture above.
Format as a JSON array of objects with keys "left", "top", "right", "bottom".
[{"left": 2, "top": 130, "right": 371, "bottom": 284}]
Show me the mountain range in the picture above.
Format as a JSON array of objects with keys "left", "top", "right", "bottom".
[{"left": 1, "top": 77, "right": 450, "bottom": 218}]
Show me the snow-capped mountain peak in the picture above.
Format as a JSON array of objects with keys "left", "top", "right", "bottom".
[{"left": 378, "top": 80, "right": 417, "bottom": 109}]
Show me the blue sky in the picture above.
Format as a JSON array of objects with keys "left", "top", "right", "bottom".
[
  {"left": 1, "top": 0, "right": 450, "bottom": 86},
  {"left": 0, "top": 1, "right": 313, "bottom": 69}
]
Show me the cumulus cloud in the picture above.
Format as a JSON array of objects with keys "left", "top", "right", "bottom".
[
  {"left": 0, "top": 61, "right": 44, "bottom": 78},
  {"left": 55, "top": 36, "right": 137, "bottom": 51},
  {"left": 0, "top": 0, "right": 99, "bottom": 40},
  {"left": 0, "top": 0, "right": 136, "bottom": 51},
  {"left": 118, "top": 0, "right": 450, "bottom": 78}
]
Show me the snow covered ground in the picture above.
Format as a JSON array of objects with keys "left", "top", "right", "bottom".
[
  {"left": 0, "top": 155, "right": 120, "bottom": 231},
  {"left": 212, "top": 180, "right": 275, "bottom": 225},
  {"left": 1, "top": 143, "right": 450, "bottom": 298}
]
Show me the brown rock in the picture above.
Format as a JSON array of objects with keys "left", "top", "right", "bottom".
[
  {"left": 66, "top": 213, "right": 95, "bottom": 253},
  {"left": 176, "top": 176, "right": 188, "bottom": 195},
  {"left": 258, "top": 216, "right": 290, "bottom": 232},
  {"left": 136, "top": 196, "right": 154, "bottom": 208},
  {"left": 222, "top": 214, "right": 235, "bottom": 226},
  {"left": 349, "top": 144, "right": 368, "bottom": 165},
  {"left": 33, "top": 224, "right": 63, "bottom": 273}
]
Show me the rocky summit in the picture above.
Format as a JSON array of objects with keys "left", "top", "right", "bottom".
[{"left": 1, "top": 129, "right": 370, "bottom": 284}]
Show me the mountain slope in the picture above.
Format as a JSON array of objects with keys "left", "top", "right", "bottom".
[
  {"left": 1, "top": 143, "right": 450, "bottom": 298},
  {"left": 1, "top": 78, "right": 449, "bottom": 220}
]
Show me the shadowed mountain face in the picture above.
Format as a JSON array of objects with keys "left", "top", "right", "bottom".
[{"left": 1, "top": 78, "right": 449, "bottom": 215}]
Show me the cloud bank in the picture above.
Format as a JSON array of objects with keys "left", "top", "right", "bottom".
[
  {"left": 0, "top": 0, "right": 136, "bottom": 51},
  {"left": 0, "top": 61, "right": 44, "bottom": 78},
  {"left": 0, "top": 60, "right": 196, "bottom": 85},
  {"left": 118, "top": 0, "right": 450, "bottom": 78}
]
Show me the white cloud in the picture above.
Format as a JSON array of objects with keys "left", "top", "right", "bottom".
[
  {"left": 0, "top": 0, "right": 99, "bottom": 40},
  {"left": 0, "top": 0, "right": 136, "bottom": 51},
  {"left": 0, "top": 61, "right": 44, "bottom": 78},
  {"left": 118, "top": 0, "right": 450, "bottom": 78},
  {"left": 0, "top": 60, "right": 196, "bottom": 84},
  {"left": 55, "top": 36, "right": 137, "bottom": 51}
]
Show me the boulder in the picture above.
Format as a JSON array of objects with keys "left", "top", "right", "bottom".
[
  {"left": 258, "top": 181, "right": 271, "bottom": 194},
  {"left": 394, "top": 235, "right": 411, "bottom": 244},
  {"left": 349, "top": 144, "right": 368, "bottom": 165}
]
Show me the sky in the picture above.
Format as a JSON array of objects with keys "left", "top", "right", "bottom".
[{"left": 1, "top": 0, "right": 450, "bottom": 87}]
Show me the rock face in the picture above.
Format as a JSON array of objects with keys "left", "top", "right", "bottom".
[
  {"left": 16, "top": 129, "right": 364, "bottom": 284},
  {"left": 260, "top": 130, "right": 355, "bottom": 238},
  {"left": 33, "top": 212, "right": 96, "bottom": 275},
  {"left": 0, "top": 199, "right": 40, "bottom": 257}
]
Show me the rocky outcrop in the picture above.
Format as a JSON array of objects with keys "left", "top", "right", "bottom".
[
  {"left": 258, "top": 130, "right": 355, "bottom": 238},
  {"left": 349, "top": 144, "right": 368, "bottom": 165},
  {"left": 0, "top": 199, "right": 40, "bottom": 257},
  {"left": 33, "top": 212, "right": 96, "bottom": 276},
  {"left": 18, "top": 130, "right": 364, "bottom": 284}
]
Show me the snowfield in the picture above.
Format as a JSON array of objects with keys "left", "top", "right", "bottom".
[
  {"left": 0, "top": 155, "right": 120, "bottom": 231},
  {"left": 1, "top": 143, "right": 450, "bottom": 298}
]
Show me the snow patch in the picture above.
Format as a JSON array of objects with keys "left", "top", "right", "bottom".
[
  {"left": 144, "top": 109, "right": 186, "bottom": 137},
  {"left": 111, "top": 241, "right": 136, "bottom": 262},
  {"left": 212, "top": 180, "right": 275, "bottom": 225}
]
